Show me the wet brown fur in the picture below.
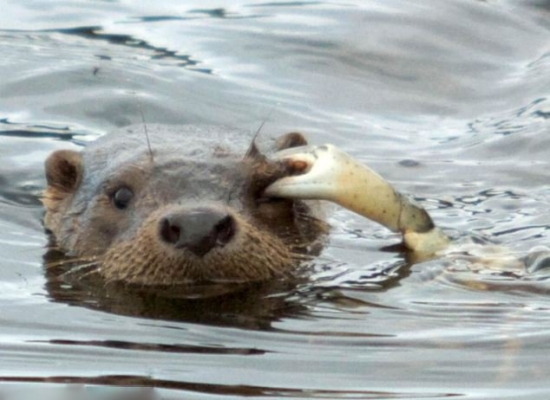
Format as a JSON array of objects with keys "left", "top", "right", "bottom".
[{"left": 42, "top": 125, "right": 326, "bottom": 286}]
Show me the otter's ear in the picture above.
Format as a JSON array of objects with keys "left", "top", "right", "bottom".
[
  {"left": 276, "top": 132, "right": 308, "bottom": 151},
  {"left": 45, "top": 150, "right": 83, "bottom": 194}
]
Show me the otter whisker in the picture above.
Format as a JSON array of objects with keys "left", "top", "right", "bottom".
[
  {"left": 140, "top": 108, "right": 153, "bottom": 162},
  {"left": 60, "top": 261, "right": 100, "bottom": 274},
  {"left": 45, "top": 256, "right": 100, "bottom": 269},
  {"left": 244, "top": 106, "right": 277, "bottom": 161},
  {"left": 288, "top": 253, "right": 315, "bottom": 262},
  {"left": 59, "top": 263, "right": 102, "bottom": 283}
]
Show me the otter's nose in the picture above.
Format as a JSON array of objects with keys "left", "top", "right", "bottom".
[{"left": 159, "top": 208, "right": 236, "bottom": 257}]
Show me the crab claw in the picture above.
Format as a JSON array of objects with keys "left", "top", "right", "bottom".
[{"left": 265, "top": 144, "right": 449, "bottom": 254}]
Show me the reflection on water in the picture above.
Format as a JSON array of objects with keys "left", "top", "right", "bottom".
[
  {"left": 43, "top": 245, "right": 307, "bottom": 329},
  {"left": 1, "top": 0, "right": 550, "bottom": 398}
]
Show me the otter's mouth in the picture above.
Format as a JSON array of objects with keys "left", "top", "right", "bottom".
[{"left": 246, "top": 157, "right": 310, "bottom": 204}]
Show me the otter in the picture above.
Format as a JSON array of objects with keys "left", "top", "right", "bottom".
[{"left": 42, "top": 125, "right": 326, "bottom": 286}]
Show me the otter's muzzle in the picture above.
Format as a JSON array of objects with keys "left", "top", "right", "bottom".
[{"left": 159, "top": 207, "right": 236, "bottom": 257}]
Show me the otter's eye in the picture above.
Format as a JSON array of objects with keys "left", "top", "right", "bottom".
[{"left": 112, "top": 187, "right": 133, "bottom": 210}]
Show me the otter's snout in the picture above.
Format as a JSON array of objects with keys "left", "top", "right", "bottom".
[{"left": 159, "top": 208, "right": 236, "bottom": 257}]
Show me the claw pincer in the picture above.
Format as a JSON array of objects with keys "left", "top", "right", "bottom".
[{"left": 265, "top": 144, "right": 450, "bottom": 255}]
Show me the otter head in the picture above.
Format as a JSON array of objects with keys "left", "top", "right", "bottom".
[{"left": 42, "top": 125, "right": 325, "bottom": 286}]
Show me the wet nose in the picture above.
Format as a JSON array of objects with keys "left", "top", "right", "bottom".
[{"left": 159, "top": 208, "right": 236, "bottom": 257}]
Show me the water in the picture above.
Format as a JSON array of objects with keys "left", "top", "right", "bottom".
[{"left": 1, "top": 0, "right": 550, "bottom": 398}]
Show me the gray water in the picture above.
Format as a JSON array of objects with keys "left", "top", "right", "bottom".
[{"left": 1, "top": 0, "right": 550, "bottom": 399}]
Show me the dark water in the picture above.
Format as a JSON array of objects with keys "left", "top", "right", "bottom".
[{"left": 2, "top": 0, "right": 550, "bottom": 398}]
